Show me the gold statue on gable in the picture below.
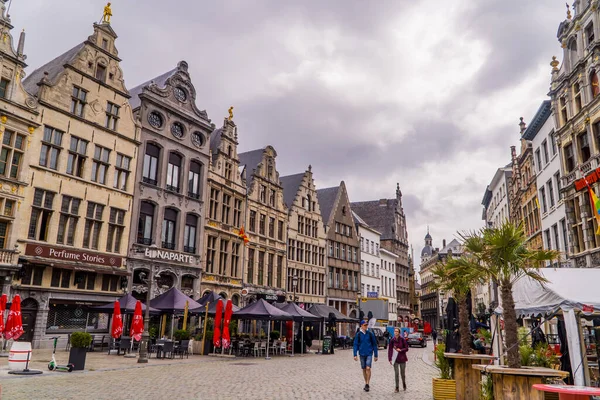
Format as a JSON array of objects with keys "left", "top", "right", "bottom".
[
  {"left": 103, "top": 3, "right": 112, "bottom": 24},
  {"left": 228, "top": 106, "right": 234, "bottom": 121}
]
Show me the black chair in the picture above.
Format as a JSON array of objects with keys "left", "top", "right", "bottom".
[
  {"left": 107, "top": 337, "right": 120, "bottom": 354},
  {"left": 118, "top": 337, "right": 131, "bottom": 355},
  {"left": 174, "top": 340, "right": 190, "bottom": 359},
  {"left": 158, "top": 341, "right": 174, "bottom": 359}
]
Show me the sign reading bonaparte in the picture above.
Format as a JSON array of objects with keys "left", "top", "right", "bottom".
[{"left": 144, "top": 247, "right": 194, "bottom": 264}]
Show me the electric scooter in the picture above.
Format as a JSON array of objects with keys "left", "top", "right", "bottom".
[{"left": 48, "top": 337, "right": 74, "bottom": 372}]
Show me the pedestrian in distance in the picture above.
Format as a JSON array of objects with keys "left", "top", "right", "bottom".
[
  {"left": 432, "top": 329, "right": 438, "bottom": 344},
  {"left": 388, "top": 327, "right": 409, "bottom": 392},
  {"left": 353, "top": 319, "right": 379, "bottom": 392}
]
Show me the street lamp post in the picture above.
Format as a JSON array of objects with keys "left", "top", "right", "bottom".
[
  {"left": 291, "top": 274, "right": 298, "bottom": 304},
  {"left": 137, "top": 266, "right": 154, "bottom": 364}
]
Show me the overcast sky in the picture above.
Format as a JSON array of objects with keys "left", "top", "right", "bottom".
[{"left": 15, "top": 1, "right": 567, "bottom": 269}]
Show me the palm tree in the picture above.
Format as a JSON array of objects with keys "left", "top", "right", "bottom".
[
  {"left": 432, "top": 255, "right": 484, "bottom": 355},
  {"left": 460, "top": 221, "right": 558, "bottom": 368}
]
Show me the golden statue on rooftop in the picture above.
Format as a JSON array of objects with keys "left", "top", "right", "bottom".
[
  {"left": 103, "top": 3, "right": 112, "bottom": 24},
  {"left": 228, "top": 106, "right": 234, "bottom": 121}
]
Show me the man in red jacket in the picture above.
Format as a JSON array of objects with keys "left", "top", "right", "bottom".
[{"left": 388, "top": 327, "right": 409, "bottom": 392}]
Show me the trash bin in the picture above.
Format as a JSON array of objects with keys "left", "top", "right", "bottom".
[{"left": 8, "top": 342, "right": 32, "bottom": 370}]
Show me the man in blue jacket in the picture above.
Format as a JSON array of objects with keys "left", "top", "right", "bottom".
[{"left": 353, "top": 320, "right": 379, "bottom": 392}]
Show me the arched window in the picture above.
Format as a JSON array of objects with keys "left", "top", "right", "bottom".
[
  {"left": 227, "top": 145, "right": 232, "bottom": 158},
  {"left": 166, "top": 153, "right": 182, "bottom": 192},
  {"left": 142, "top": 143, "right": 160, "bottom": 185},
  {"left": 162, "top": 208, "right": 178, "bottom": 249},
  {"left": 591, "top": 71, "right": 600, "bottom": 98},
  {"left": 137, "top": 201, "right": 155, "bottom": 245},
  {"left": 188, "top": 161, "right": 202, "bottom": 199},
  {"left": 184, "top": 214, "right": 198, "bottom": 253},
  {"left": 231, "top": 294, "right": 240, "bottom": 306},
  {"left": 568, "top": 38, "right": 578, "bottom": 67}
]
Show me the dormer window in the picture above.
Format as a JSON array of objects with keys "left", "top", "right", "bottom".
[
  {"left": 586, "top": 23, "right": 595, "bottom": 46},
  {"left": 102, "top": 38, "right": 108, "bottom": 50},
  {"left": 96, "top": 64, "right": 107, "bottom": 82}
]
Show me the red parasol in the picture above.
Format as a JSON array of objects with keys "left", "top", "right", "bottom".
[
  {"left": 4, "top": 294, "right": 23, "bottom": 340},
  {"left": 221, "top": 300, "right": 233, "bottom": 349},
  {"left": 130, "top": 300, "right": 144, "bottom": 341},
  {"left": 0, "top": 293, "right": 7, "bottom": 338},
  {"left": 213, "top": 300, "right": 223, "bottom": 347},
  {"left": 111, "top": 301, "right": 123, "bottom": 339},
  {"left": 286, "top": 320, "right": 293, "bottom": 343}
]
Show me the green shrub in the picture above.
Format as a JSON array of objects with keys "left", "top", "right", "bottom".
[
  {"left": 480, "top": 374, "right": 493, "bottom": 400},
  {"left": 434, "top": 343, "right": 453, "bottom": 380},
  {"left": 149, "top": 326, "right": 158, "bottom": 339},
  {"left": 270, "top": 330, "right": 280, "bottom": 341},
  {"left": 173, "top": 329, "right": 190, "bottom": 341},
  {"left": 70, "top": 331, "right": 92, "bottom": 348}
]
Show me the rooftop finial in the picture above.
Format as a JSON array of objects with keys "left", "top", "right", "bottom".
[
  {"left": 550, "top": 56, "right": 560, "bottom": 71},
  {"left": 519, "top": 117, "right": 527, "bottom": 134},
  {"left": 102, "top": 2, "right": 112, "bottom": 24},
  {"left": 228, "top": 106, "right": 234, "bottom": 121},
  {"left": 566, "top": 2, "right": 572, "bottom": 19}
]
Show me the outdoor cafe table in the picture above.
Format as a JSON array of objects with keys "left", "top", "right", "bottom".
[{"left": 532, "top": 384, "right": 600, "bottom": 400}]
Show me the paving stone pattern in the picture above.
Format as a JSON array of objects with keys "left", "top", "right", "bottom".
[{"left": 0, "top": 346, "right": 438, "bottom": 399}]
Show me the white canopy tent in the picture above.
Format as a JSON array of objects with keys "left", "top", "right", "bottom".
[{"left": 494, "top": 268, "right": 600, "bottom": 386}]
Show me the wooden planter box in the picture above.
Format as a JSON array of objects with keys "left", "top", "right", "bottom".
[
  {"left": 472, "top": 365, "right": 569, "bottom": 400},
  {"left": 445, "top": 353, "right": 497, "bottom": 400},
  {"left": 432, "top": 377, "right": 456, "bottom": 400}
]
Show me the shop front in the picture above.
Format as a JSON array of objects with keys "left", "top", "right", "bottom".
[{"left": 14, "top": 243, "right": 129, "bottom": 348}]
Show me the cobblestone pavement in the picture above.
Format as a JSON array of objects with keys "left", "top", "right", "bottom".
[{"left": 0, "top": 346, "right": 438, "bottom": 400}]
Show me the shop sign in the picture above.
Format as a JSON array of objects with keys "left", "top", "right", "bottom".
[
  {"left": 367, "top": 291, "right": 378, "bottom": 298},
  {"left": 144, "top": 248, "right": 194, "bottom": 264},
  {"left": 575, "top": 168, "right": 600, "bottom": 191},
  {"left": 25, "top": 244, "right": 122, "bottom": 267}
]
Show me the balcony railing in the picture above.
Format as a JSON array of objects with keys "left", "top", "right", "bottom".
[
  {"left": 142, "top": 177, "right": 157, "bottom": 186},
  {"left": 166, "top": 185, "right": 180, "bottom": 193},
  {"left": 188, "top": 191, "right": 200, "bottom": 200},
  {"left": 0, "top": 249, "right": 17, "bottom": 265},
  {"left": 137, "top": 238, "right": 152, "bottom": 245},
  {"left": 162, "top": 242, "right": 175, "bottom": 250},
  {"left": 184, "top": 246, "right": 196, "bottom": 254}
]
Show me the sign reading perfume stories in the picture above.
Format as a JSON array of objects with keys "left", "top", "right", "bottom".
[{"left": 25, "top": 244, "right": 122, "bottom": 267}]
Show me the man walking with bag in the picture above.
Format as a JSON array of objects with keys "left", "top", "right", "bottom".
[{"left": 353, "top": 320, "right": 378, "bottom": 392}]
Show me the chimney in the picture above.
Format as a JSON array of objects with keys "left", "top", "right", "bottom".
[
  {"left": 17, "top": 29, "right": 25, "bottom": 56},
  {"left": 442, "top": 239, "right": 446, "bottom": 248}
]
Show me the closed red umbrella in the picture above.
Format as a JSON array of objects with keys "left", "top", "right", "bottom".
[
  {"left": 130, "top": 300, "right": 144, "bottom": 342},
  {"left": 222, "top": 300, "right": 233, "bottom": 349},
  {"left": 213, "top": 300, "right": 223, "bottom": 347},
  {"left": 0, "top": 293, "right": 7, "bottom": 337},
  {"left": 111, "top": 301, "right": 123, "bottom": 339},
  {"left": 4, "top": 294, "right": 23, "bottom": 340}
]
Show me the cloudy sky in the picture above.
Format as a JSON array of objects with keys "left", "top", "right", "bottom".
[{"left": 15, "top": 0, "right": 567, "bottom": 268}]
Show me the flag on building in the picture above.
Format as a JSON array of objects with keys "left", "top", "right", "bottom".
[
  {"left": 238, "top": 226, "right": 249, "bottom": 244},
  {"left": 581, "top": 172, "right": 600, "bottom": 235}
]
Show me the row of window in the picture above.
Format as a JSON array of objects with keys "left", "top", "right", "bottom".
[
  {"left": 143, "top": 143, "right": 203, "bottom": 198},
  {"left": 381, "top": 276, "right": 396, "bottom": 298},
  {"left": 538, "top": 174, "right": 562, "bottom": 214},
  {"left": 287, "top": 239, "right": 325, "bottom": 266},
  {"left": 381, "top": 259, "right": 395, "bottom": 273},
  {"left": 327, "top": 267, "right": 359, "bottom": 291},
  {"left": 328, "top": 241, "right": 358, "bottom": 262},
  {"left": 543, "top": 218, "right": 569, "bottom": 257},
  {"left": 246, "top": 248, "right": 284, "bottom": 288},
  {"left": 568, "top": 192, "right": 600, "bottom": 254},
  {"left": 20, "top": 265, "right": 121, "bottom": 292},
  {"left": 361, "top": 260, "right": 380, "bottom": 277},
  {"left": 297, "top": 215, "right": 318, "bottom": 238},
  {"left": 534, "top": 133, "right": 558, "bottom": 173},
  {"left": 287, "top": 268, "right": 325, "bottom": 297},
  {"left": 258, "top": 184, "right": 278, "bottom": 207},
  {"left": 522, "top": 197, "right": 541, "bottom": 237},
  {"left": 69, "top": 86, "right": 120, "bottom": 131},
  {"left": 360, "top": 236, "right": 379, "bottom": 255},
  {"left": 362, "top": 284, "right": 380, "bottom": 297},
  {"left": 137, "top": 201, "right": 199, "bottom": 253},
  {"left": 28, "top": 188, "right": 125, "bottom": 253},
  {"left": 39, "top": 127, "right": 132, "bottom": 190},
  {"left": 334, "top": 222, "right": 353, "bottom": 237},
  {"left": 248, "top": 210, "right": 285, "bottom": 240},
  {"left": 208, "top": 188, "right": 243, "bottom": 226}
]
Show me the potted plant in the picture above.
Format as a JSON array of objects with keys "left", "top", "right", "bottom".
[
  {"left": 173, "top": 329, "right": 190, "bottom": 341},
  {"left": 68, "top": 331, "right": 92, "bottom": 371},
  {"left": 432, "top": 343, "right": 456, "bottom": 400},
  {"left": 270, "top": 330, "right": 280, "bottom": 341},
  {"left": 462, "top": 222, "right": 565, "bottom": 399}
]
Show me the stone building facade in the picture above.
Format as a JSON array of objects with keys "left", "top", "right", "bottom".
[
  {"left": 351, "top": 184, "right": 411, "bottom": 322},
  {"left": 280, "top": 167, "right": 327, "bottom": 307},
  {"left": 17, "top": 19, "right": 138, "bottom": 347},
  {"left": 550, "top": 1, "right": 600, "bottom": 267},
  {"left": 126, "top": 61, "right": 212, "bottom": 302},
  {"left": 0, "top": 0, "right": 41, "bottom": 295},
  {"left": 317, "top": 182, "right": 360, "bottom": 319},
  {"left": 239, "top": 146, "right": 288, "bottom": 304},
  {"left": 202, "top": 118, "right": 247, "bottom": 305},
  {"left": 509, "top": 118, "right": 542, "bottom": 250}
]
